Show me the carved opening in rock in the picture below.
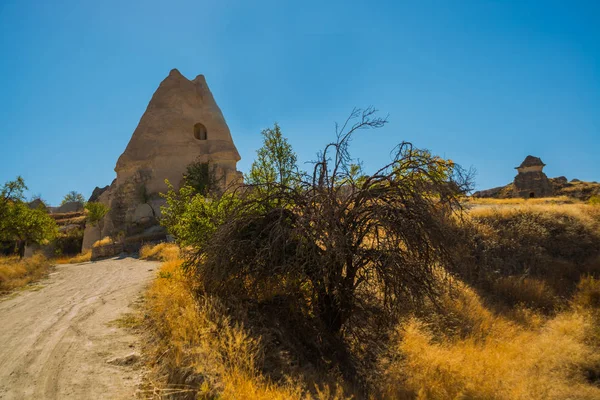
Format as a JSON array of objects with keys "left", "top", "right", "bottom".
[
  {"left": 194, "top": 123, "right": 207, "bottom": 140},
  {"left": 529, "top": 192, "right": 535, "bottom": 198}
]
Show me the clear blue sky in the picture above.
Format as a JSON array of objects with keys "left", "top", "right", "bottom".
[{"left": 1, "top": 0, "right": 598, "bottom": 205}]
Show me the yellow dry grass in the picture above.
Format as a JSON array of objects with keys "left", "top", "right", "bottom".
[
  {"left": 92, "top": 236, "right": 114, "bottom": 248},
  {"left": 53, "top": 250, "right": 92, "bottom": 265},
  {"left": 139, "top": 242, "right": 180, "bottom": 262},
  {"left": 466, "top": 196, "right": 577, "bottom": 206},
  {"left": 0, "top": 254, "right": 51, "bottom": 294},
  {"left": 467, "top": 201, "right": 600, "bottom": 223},
  {"left": 143, "top": 259, "right": 320, "bottom": 399},
  {"left": 382, "top": 279, "right": 600, "bottom": 400}
]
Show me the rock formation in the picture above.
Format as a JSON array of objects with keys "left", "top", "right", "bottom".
[
  {"left": 512, "top": 156, "right": 553, "bottom": 198},
  {"left": 82, "top": 69, "right": 242, "bottom": 250},
  {"left": 472, "top": 155, "right": 600, "bottom": 201}
]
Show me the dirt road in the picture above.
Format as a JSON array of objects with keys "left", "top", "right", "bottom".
[{"left": 0, "top": 257, "right": 159, "bottom": 400}]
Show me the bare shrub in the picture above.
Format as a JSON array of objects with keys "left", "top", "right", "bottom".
[{"left": 169, "top": 108, "right": 472, "bottom": 386}]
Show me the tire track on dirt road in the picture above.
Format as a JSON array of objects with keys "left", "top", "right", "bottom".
[{"left": 0, "top": 257, "right": 159, "bottom": 400}]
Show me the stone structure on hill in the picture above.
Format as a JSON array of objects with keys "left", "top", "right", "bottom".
[
  {"left": 512, "top": 155, "right": 553, "bottom": 198},
  {"left": 82, "top": 69, "right": 242, "bottom": 251}
]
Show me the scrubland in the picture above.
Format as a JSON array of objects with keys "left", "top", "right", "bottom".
[{"left": 141, "top": 200, "right": 600, "bottom": 399}]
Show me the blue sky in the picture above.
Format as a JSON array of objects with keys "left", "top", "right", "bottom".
[{"left": 1, "top": 0, "right": 598, "bottom": 205}]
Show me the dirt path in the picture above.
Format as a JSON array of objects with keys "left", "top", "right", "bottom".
[{"left": 0, "top": 257, "right": 159, "bottom": 400}]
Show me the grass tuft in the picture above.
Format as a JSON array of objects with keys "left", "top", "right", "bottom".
[
  {"left": 0, "top": 254, "right": 52, "bottom": 294},
  {"left": 92, "top": 236, "right": 114, "bottom": 248},
  {"left": 54, "top": 250, "right": 92, "bottom": 264},
  {"left": 139, "top": 242, "right": 180, "bottom": 262}
]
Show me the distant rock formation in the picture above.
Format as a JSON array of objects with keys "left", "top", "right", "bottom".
[
  {"left": 472, "top": 155, "right": 600, "bottom": 201},
  {"left": 512, "top": 156, "right": 553, "bottom": 198},
  {"left": 82, "top": 69, "right": 242, "bottom": 251}
]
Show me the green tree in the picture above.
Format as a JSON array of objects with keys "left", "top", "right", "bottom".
[
  {"left": 1, "top": 200, "right": 57, "bottom": 258},
  {"left": 246, "top": 123, "right": 298, "bottom": 197},
  {"left": 0, "top": 176, "right": 27, "bottom": 221},
  {"left": 61, "top": 191, "right": 86, "bottom": 205}
]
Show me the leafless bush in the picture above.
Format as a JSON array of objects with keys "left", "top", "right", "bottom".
[{"left": 181, "top": 109, "right": 473, "bottom": 384}]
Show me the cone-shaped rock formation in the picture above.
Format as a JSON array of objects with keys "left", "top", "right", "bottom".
[{"left": 82, "top": 69, "right": 242, "bottom": 251}]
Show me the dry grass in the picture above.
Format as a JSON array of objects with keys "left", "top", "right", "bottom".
[
  {"left": 381, "top": 279, "right": 600, "bottom": 400},
  {"left": 142, "top": 259, "right": 330, "bottom": 399},
  {"left": 139, "top": 242, "right": 180, "bottom": 262},
  {"left": 0, "top": 254, "right": 51, "bottom": 294},
  {"left": 142, "top": 201, "right": 600, "bottom": 399},
  {"left": 92, "top": 236, "right": 114, "bottom": 248},
  {"left": 144, "top": 259, "right": 600, "bottom": 399},
  {"left": 53, "top": 250, "right": 92, "bottom": 265},
  {"left": 467, "top": 201, "right": 599, "bottom": 221},
  {"left": 467, "top": 195, "right": 578, "bottom": 206},
  {"left": 463, "top": 203, "right": 600, "bottom": 291},
  {"left": 491, "top": 276, "right": 558, "bottom": 311}
]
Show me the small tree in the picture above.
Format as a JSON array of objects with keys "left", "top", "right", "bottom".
[
  {"left": 184, "top": 161, "right": 219, "bottom": 196},
  {"left": 61, "top": 191, "right": 86, "bottom": 206},
  {"left": 1, "top": 177, "right": 57, "bottom": 258},
  {"left": 1, "top": 201, "right": 57, "bottom": 258},
  {"left": 0, "top": 176, "right": 26, "bottom": 221},
  {"left": 246, "top": 123, "right": 299, "bottom": 199},
  {"left": 84, "top": 202, "right": 110, "bottom": 226}
]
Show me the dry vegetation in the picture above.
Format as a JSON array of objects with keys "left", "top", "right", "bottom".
[
  {"left": 140, "top": 115, "right": 600, "bottom": 398},
  {"left": 141, "top": 200, "right": 600, "bottom": 399},
  {"left": 93, "top": 236, "right": 115, "bottom": 248},
  {"left": 139, "top": 243, "right": 180, "bottom": 262},
  {"left": 0, "top": 254, "right": 52, "bottom": 294},
  {"left": 53, "top": 250, "right": 92, "bottom": 265},
  {"left": 381, "top": 279, "right": 600, "bottom": 399},
  {"left": 465, "top": 195, "right": 577, "bottom": 206},
  {"left": 142, "top": 257, "right": 317, "bottom": 399}
]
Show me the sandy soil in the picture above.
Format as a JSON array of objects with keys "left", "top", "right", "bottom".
[{"left": 0, "top": 257, "right": 159, "bottom": 400}]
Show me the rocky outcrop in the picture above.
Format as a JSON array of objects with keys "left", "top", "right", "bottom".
[
  {"left": 88, "top": 185, "right": 110, "bottom": 202},
  {"left": 82, "top": 69, "right": 242, "bottom": 250}
]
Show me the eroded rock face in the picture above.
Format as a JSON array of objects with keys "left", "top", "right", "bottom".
[
  {"left": 82, "top": 69, "right": 242, "bottom": 250},
  {"left": 116, "top": 68, "right": 241, "bottom": 193}
]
